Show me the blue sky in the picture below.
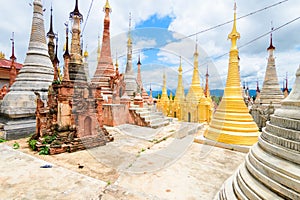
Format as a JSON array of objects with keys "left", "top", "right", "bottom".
[{"left": 1, "top": 0, "right": 300, "bottom": 92}]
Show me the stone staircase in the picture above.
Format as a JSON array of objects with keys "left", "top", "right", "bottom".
[{"left": 129, "top": 104, "right": 170, "bottom": 128}]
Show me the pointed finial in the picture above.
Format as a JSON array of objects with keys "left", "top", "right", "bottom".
[
  {"left": 137, "top": 53, "right": 141, "bottom": 65},
  {"left": 285, "top": 71, "right": 288, "bottom": 90},
  {"left": 47, "top": 4, "right": 55, "bottom": 38},
  {"left": 70, "top": 0, "right": 83, "bottom": 21},
  {"left": 228, "top": 2, "right": 240, "bottom": 48},
  {"left": 178, "top": 56, "right": 183, "bottom": 72},
  {"left": 256, "top": 80, "right": 260, "bottom": 92},
  {"left": 206, "top": 65, "right": 209, "bottom": 77},
  {"left": 195, "top": 34, "right": 198, "bottom": 52},
  {"left": 63, "top": 21, "right": 70, "bottom": 58},
  {"left": 10, "top": 32, "right": 16, "bottom": 61},
  {"left": 234, "top": 1, "right": 237, "bottom": 13},
  {"left": 54, "top": 33, "right": 59, "bottom": 64},
  {"left": 267, "top": 22, "right": 275, "bottom": 50},
  {"left": 104, "top": 0, "right": 112, "bottom": 12},
  {"left": 129, "top": 12, "right": 132, "bottom": 32},
  {"left": 115, "top": 52, "right": 119, "bottom": 69},
  {"left": 84, "top": 44, "right": 88, "bottom": 58}
]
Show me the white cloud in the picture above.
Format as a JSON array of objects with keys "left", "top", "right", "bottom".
[{"left": 0, "top": 0, "right": 299, "bottom": 91}]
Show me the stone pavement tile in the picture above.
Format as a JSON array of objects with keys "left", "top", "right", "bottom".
[
  {"left": 116, "top": 143, "right": 246, "bottom": 200},
  {"left": 0, "top": 144, "right": 106, "bottom": 200}
]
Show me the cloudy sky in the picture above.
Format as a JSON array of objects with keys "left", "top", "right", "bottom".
[{"left": 0, "top": 0, "right": 300, "bottom": 92}]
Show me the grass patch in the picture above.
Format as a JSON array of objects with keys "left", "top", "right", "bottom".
[
  {"left": 13, "top": 142, "right": 20, "bottom": 149},
  {"left": 0, "top": 138, "right": 7, "bottom": 143}
]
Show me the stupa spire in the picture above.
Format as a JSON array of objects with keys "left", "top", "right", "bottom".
[
  {"left": 9, "top": 32, "right": 17, "bottom": 87},
  {"left": 63, "top": 22, "right": 70, "bottom": 81},
  {"left": 260, "top": 25, "right": 283, "bottom": 106},
  {"left": 186, "top": 39, "right": 204, "bottom": 101},
  {"left": 47, "top": 5, "right": 55, "bottom": 63},
  {"left": 10, "top": 32, "right": 16, "bottom": 61},
  {"left": 175, "top": 56, "right": 185, "bottom": 102},
  {"left": 68, "top": 0, "right": 87, "bottom": 82},
  {"left": 136, "top": 54, "right": 142, "bottom": 92},
  {"left": 204, "top": 66, "right": 210, "bottom": 97},
  {"left": 228, "top": 2, "right": 240, "bottom": 50},
  {"left": 161, "top": 72, "right": 169, "bottom": 101},
  {"left": 204, "top": 2, "right": 259, "bottom": 146},
  {"left": 92, "top": 0, "right": 114, "bottom": 82},
  {"left": 53, "top": 35, "right": 59, "bottom": 81},
  {"left": 123, "top": 12, "right": 137, "bottom": 97}
]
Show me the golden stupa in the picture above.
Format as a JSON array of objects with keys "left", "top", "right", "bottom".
[{"left": 204, "top": 3, "right": 259, "bottom": 145}]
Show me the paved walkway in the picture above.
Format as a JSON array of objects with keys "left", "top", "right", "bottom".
[{"left": 0, "top": 144, "right": 106, "bottom": 200}]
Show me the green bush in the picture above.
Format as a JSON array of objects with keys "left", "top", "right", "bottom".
[
  {"left": 39, "top": 146, "right": 50, "bottom": 155},
  {"left": 0, "top": 138, "right": 7, "bottom": 143},
  {"left": 42, "top": 135, "right": 56, "bottom": 144},
  {"left": 29, "top": 139, "right": 37, "bottom": 151},
  {"left": 13, "top": 142, "right": 20, "bottom": 149}
]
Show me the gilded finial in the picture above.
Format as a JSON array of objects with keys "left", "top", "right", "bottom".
[
  {"left": 127, "top": 12, "right": 132, "bottom": 44},
  {"left": 115, "top": 52, "right": 119, "bottom": 71},
  {"left": 84, "top": 44, "right": 88, "bottom": 58},
  {"left": 228, "top": 2, "right": 240, "bottom": 49},
  {"left": 178, "top": 56, "right": 182, "bottom": 72},
  {"left": 104, "top": 0, "right": 112, "bottom": 12}
]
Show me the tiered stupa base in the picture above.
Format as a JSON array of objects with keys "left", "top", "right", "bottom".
[
  {"left": 205, "top": 96, "right": 259, "bottom": 146},
  {"left": 217, "top": 114, "right": 300, "bottom": 199},
  {"left": 217, "top": 66, "right": 300, "bottom": 199}
]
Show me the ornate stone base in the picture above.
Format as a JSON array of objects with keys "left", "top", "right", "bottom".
[{"left": 32, "top": 128, "right": 113, "bottom": 155}]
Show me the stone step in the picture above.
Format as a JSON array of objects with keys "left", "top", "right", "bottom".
[
  {"left": 235, "top": 166, "right": 261, "bottom": 200},
  {"left": 266, "top": 121, "right": 300, "bottom": 142},
  {"left": 262, "top": 128, "right": 300, "bottom": 152},
  {"left": 150, "top": 120, "right": 169, "bottom": 129},
  {"left": 233, "top": 170, "right": 250, "bottom": 200},
  {"left": 250, "top": 145, "right": 300, "bottom": 192},
  {"left": 220, "top": 176, "right": 238, "bottom": 200},
  {"left": 258, "top": 136, "right": 300, "bottom": 165},
  {"left": 270, "top": 115, "right": 300, "bottom": 131},
  {"left": 145, "top": 118, "right": 165, "bottom": 124},
  {"left": 245, "top": 153, "right": 299, "bottom": 199},
  {"left": 239, "top": 160, "right": 283, "bottom": 200},
  {"left": 251, "top": 144, "right": 300, "bottom": 181}
]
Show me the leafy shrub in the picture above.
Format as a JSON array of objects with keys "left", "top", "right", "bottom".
[
  {"left": 13, "top": 142, "right": 20, "bottom": 149},
  {"left": 39, "top": 146, "right": 50, "bottom": 155},
  {"left": 29, "top": 139, "right": 37, "bottom": 151}
]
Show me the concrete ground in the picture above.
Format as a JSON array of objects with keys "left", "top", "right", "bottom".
[{"left": 0, "top": 123, "right": 246, "bottom": 200}]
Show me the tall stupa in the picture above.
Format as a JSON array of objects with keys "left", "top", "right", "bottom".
[
  {"left": 259, "top": 28, "right": 284, "bottom": 106},
  {"left": 204, "top": 3, "right": 259, "bottom": 146},
  {"left": 0, "top": 0, "right": 53, "bottom": 139},
  {"left": 217, "top": 66, "right": 300, "bottom": 200},
  {"left": 123, "top": 13, "right": 137, "bottom": 98}
]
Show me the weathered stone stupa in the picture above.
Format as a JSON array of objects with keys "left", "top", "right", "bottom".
[
  {"left": 259, "top": 29, "right": 284, "bottom": 106},
  {"left": 250, "top": 32, "right": 284, "bottom": 130},
  {"left": 204, "top": 4, "right": 259, "bottom": 146},
  {"left": 0, "top": 0, "right": 53, "bottom": 139},
  {"left": 217, "top": 66, "right": 300, "bottom": 199},
  {"left": 123, "top": 13, "right": 137, "bottom": 98}
]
